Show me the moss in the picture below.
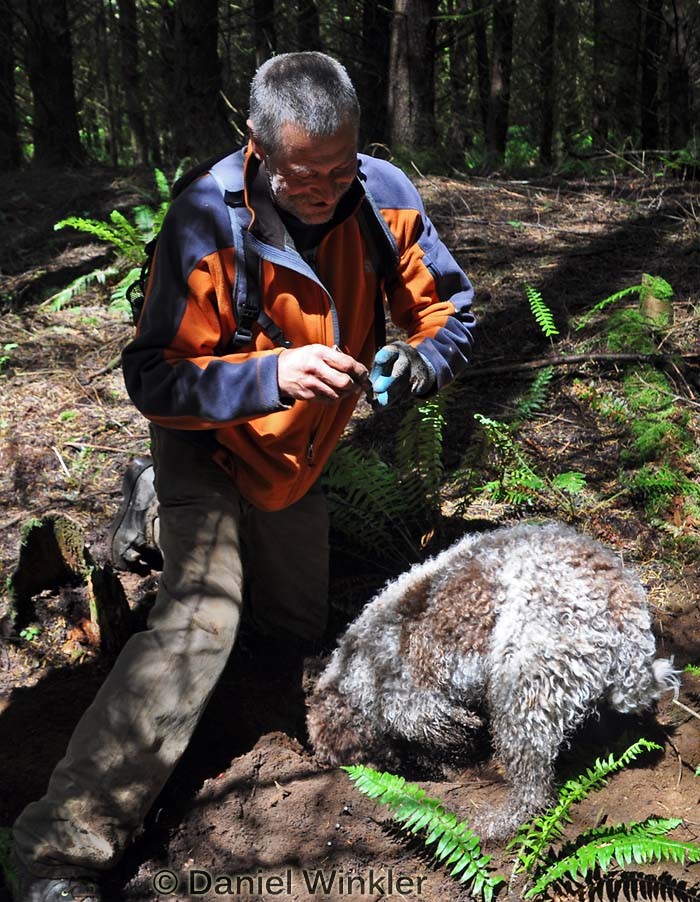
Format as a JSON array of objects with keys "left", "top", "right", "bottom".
[{"left": 605, "top": 309, "right": 657, "bottom": 354}]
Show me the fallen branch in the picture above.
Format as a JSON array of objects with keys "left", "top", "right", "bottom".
[
  {"left": 461, "top": 351, "right": 699, "bottom": 379},
  {"left": 672, "top": 699, "right": 700, "bottom": 723}
]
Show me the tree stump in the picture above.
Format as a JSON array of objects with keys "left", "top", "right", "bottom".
[
  {"left": 639, "top": 273, "right": 673, "bottom": 326},
  {"left": 4, "top": 513, "right": 132, "bottom": 658}
]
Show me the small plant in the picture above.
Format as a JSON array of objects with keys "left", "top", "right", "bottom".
[
  {"left": 514, "top": 367, "right": 555, "bottom": 421},
  {"left": 49, "top": 166, "right": 181, "bottom": 316},
  {"left": 343, "top": 739, "right": 700, "bottom": 900},
  {"left": 510, "top": 737, "right": 700, "bottom": 897},
  {"left": 343, "top": 765, "right": 505, "bottom": 901},
  {"left": 474, "top": 413, "right": 585, "bottom": 511},
  {"left": 326, "top": 392, "right": 453, "bottom": 564},
  {"left": 19, "top": 625, "right": 40, "bottom": 641},
  {"left": 576, "top": 274, "right": 673, "bottom": 332},
  {"left": 0, "top": 342, "right": 18, "bottom": 372},
  {"left": 525, "top": 285, "right": 559, "bottom": 339}
]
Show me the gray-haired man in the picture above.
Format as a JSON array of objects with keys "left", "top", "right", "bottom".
[{"left": 11, "top": 52, "right": 476, "bottom": 901}]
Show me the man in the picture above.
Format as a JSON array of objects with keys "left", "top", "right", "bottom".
[{"left": 11, "top": 52, "right": 475, "bottom": 901}]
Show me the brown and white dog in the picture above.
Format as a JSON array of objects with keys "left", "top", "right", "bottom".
[{"left": 307, "top": 522, "right": 678, "bottom": 838}]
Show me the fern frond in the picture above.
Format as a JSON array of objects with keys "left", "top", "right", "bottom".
[
  {"left": 551, "top": 471, "right": 587, "bottom": 495},
  {"left": 109, "top": 268, "right": 142, "bottom": 318},
  {"left": 344, "top": 765, "right": 505, "bottom": 900},
  {"left": 575, "top": 283, "right": 643, "bottom": 330},
  {"left": 525, "top": 818, "right": 700, "bottom": 897},
  {"left": 132, "top": 204, "right": 157, "bottom": 236},
  {"left": 325, "top": 445, "right": 421, "bottom": 563},
  {"left": 565, "top": 869, "right": 700, "bottom": 902},
  {"left": 515, "top": 367, "right": 554, "bottom": 420},
  {"left": 511, "top": 738, "right": 662, "bottom": 874},
  {"left": 154, "top": 167, "right": 171, "bottom": 202},
  {"left": 396, "top": 395, "right": 446, "bottom": 508},
  {"left": 54, "top": 214, "right": 141, "bottom": 262},
  {"left": 108, "top": 209, "right": 142, "bottom": 256},
  {"left": 525, "top": 285, "right": 559, "bottom": 338},
  {"left": 45, "top": 266, "right": 119, "bottom": 310}
]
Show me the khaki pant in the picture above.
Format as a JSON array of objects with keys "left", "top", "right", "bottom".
[{"left": 13, "top": 427, "right": 329, "bottom": 875}]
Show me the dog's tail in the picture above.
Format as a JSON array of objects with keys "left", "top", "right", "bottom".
[{"left": 652, "top": 657, "right": 681, "bottom": 700}]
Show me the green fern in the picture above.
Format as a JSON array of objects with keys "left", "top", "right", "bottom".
[
  {"left": 396, "top": 394, "right": 446, "bottom": 509},
  {"left": 510, "top": 738, "right": 662, "bottom": 875},
  {"left": 576, "top": 274, "right": 673, "bottom": 331},
  {"left": 44, "top": 265, "right": 120, "bottom": 310},
  {"left": 565, "top": 869, "right": 700, "bottom": 902},
  {"left": 325, "top": 445, "right": 422, "bottom": 564},
  {"left": 515, "top": 367, "right": 555, "bottom": 420},
  {"left": 551, "top": 471, "right": 587, "bottom": 495},
  {"left": 525, "top": 818, "right": 700, "bottom": 898},
  {"left": 625, "top": 463, "right": 699, "bottom": 514},
  {"left": 343, "top": 765, "right": 505, "bottom": 901},
  {"left": 327, "top": 392, "right": 457, "bottom": 562},
  {"left": 525, "top": 285, "right": 559, "bottom": 338},
  {"left": 51, "top": 167, "right": 176, "bottom": 313},
  {"left": 474, "top": 414, "right": 586, "bottom": 510}
]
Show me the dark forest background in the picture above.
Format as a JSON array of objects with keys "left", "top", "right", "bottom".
[{"left": 0, "top": 0, "right": 697, "bottom": 175}]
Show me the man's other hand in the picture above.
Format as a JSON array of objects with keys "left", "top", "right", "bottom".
[
  {"left": 369, "top": 341, "right": 435, "bottom": 407},
  {"left": 278, "top": 344, "right": 370, "bottom": 403}
]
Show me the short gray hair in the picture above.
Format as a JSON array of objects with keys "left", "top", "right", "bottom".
[{"left": 249, "top": 52, "right": 360, "bottom": 154}]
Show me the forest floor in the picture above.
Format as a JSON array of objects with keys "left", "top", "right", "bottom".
[{"left": 0, "top": 162, "right": 699, "bottom": 902}]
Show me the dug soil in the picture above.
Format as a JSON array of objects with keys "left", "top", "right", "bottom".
[{"left": 0, "top": 163, "right": 699, "bottom": 901}]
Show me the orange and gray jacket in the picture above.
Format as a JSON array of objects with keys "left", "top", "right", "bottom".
[{"left": 122, "top": 144, "right": 476, "bottom": 511}]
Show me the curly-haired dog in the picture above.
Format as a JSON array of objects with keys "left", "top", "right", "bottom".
[{"left": 307, "top": 522, "right": 678, "bottom": 838}]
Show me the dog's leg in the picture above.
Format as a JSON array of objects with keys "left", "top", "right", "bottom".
[{"left": 478, "top": 660, "right": 598, "bottom": 839}]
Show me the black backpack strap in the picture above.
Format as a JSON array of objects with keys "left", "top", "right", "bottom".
[
  {"left": 355, "top": 189, "right": 400, "bottom": 350},
  {"left": 215, "top": 183, "right": 292, "bottom": 351}
]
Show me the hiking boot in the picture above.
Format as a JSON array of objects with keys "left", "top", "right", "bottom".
[
  {"left": 107, "top": 456, "right": 161, "bottom": 572},
  {"left": 9, "top": 854, "right": 101, "bottom": 902}
]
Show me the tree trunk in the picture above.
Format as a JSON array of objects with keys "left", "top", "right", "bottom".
[
  {"left": 611, "top": 0, "right": 641, "bottom": 144},
  {"left": 173, "top": 0, "right": 236, "bottom": 160},
  {"left": 558, "top": 0, "right": 582, "bottom": 156},
  {"left": 472, "top": 0, "right": 490, "bottom": 136},
  {"left": 665, "top": 0, "right": 691, "bottom": 150},
  {"left": 485, "top": 0, "right": 517, "bottom": 165},
  {"left": 640, "top": 0, "right": 662, "bottom": 148},
  {"left": 591, "top": 0, "right": 609, "bottom": 148},
  {"left": 0, "top": 0, "right": 21, "bottom": 168},
  {"left": 538, "top": 0, "right": 557, "bottom": 166},
  {"left": 117, "top": 0, "right": 149, "bottom": 165},
  {"left": 446, "top": 0, "right": 471, "bottom": 155},
  {"left": 359, "top": 0, "right": 392, "bottom": 147},
  {"left": 155, "top": 0, "right": 177, "bottom": 166},
  {"left": 24, "top": 0, "right": 83, "bottom": 166},
  {"left": 388, "top": 0, "right": 439, "bottom": 152},
  {"left": 297, "top": 0, "right": 321, "bottom": 51},
  {"left": 254, "top": 0, "right": 276, "bottom": 68},
  {"left": 97, "top": 0, "right": 120, "bottom": 167}
]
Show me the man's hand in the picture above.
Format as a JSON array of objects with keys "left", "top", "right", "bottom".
[
  {"left": 369, "top": 341, "right": 435, "bottom": 408},
  {"left": 277, "top": 344, "right": 370, "bottom": 403}
]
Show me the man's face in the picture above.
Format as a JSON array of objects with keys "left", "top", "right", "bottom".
[{"left": 251, "top": 120, "right": 358, "bottom": 225}]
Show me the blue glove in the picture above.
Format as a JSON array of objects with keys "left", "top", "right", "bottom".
[{"left": 369, "top": 341, "right": 435, "bottom": 407}]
